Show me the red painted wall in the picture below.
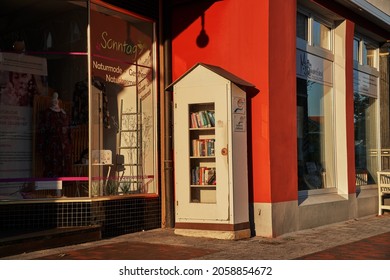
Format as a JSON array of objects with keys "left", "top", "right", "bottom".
[
  {"left": 171, "top": 0, "right": 298, "bottom": 204},
  {"left": 268, "top": 0, "right": 297, "bottom": 202}
]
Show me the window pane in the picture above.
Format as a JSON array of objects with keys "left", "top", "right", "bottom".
[
  {"left": 354, "top": 93, "right": 378, "bottom": 185},
  {"left": 0, "top": 1, "right": 157, "bottom": 200},
  {"left": 362, "top": 43, "right": 367, "bottom": 65},
  {"left": 364, "top": 43, "right": 376, "bottom": 68},
  {"left": 0, "top": 0, "right": 88, "bottom": 200},
  {"left": 297, "top": 78, "right": 334, "bottom": 190},
  {"left": 313, "top": 20, "right": 330, "bottom": 50},
  {"left": 353, "top": 39, "right": 360, "bottom": 62},
  {"left": 297, "top": 12, "right": 308, "bottom": 41},
  {"left": 90, "top": 4, "right": 157, "bottom": 196}
]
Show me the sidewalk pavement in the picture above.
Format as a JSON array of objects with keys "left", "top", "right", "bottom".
[{"left": 2, "top": 214, "right": 390, "bottom": 260}]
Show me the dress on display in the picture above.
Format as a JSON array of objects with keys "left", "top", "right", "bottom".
[{"left": 38, "top": 95, "right": 72, "bottom": 177}]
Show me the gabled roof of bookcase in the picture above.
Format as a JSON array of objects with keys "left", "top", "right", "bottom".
[{"left": 166, "top": 63, "right": 255, "bottom": 91}]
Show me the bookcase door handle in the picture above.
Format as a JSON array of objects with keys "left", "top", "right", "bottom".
[{"left": 221, "top": 147, "right": 228, "bottom": 156}]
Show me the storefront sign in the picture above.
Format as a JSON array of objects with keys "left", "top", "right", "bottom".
[
  {"left": 99, "top": 31, "right": 145, "bottom": 59},
  {"left": 353, "top": 69, "right": 377, "bottom": 97},
  {"left": 296, "top": 49, "right": 332, "bottom": 86},
  {"left": 90, "top": 8, "right": 153, "bottom": 86}
]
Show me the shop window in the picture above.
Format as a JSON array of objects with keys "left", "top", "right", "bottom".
[
  {"left": 0, "top": 0, "right": 88, "bottom": 200},
  {"left": 354, "top": 93, "right": 378, "bottom": 186},
  {"left": 296, "top": 8, "right": 334, "bottom": 191},
  {"left": 89, "top": 3, "right": 157, "bottom": 197},
  {"left": 353, "top": 35, "right": 379, "bottom": 186},
  {"left": 0, "top": 0, "right": 157, "bottom": 201},
  {"left": 297, "top": 78, "right": 335, "bottom": 190}
]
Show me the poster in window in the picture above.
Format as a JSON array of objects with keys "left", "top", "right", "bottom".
[{"left": 0, "top": 52, "right": 48, "bottom": 196}]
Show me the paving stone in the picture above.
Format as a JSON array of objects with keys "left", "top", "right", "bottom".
[{"left": 2, "top": 214, "right": 390, "bottom": 260}]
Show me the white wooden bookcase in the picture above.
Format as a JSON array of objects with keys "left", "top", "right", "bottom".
[{"left": 169, "top": 63, "right": 254, "bottom": 239}]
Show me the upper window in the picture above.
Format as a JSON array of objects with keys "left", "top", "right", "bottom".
[
  {"left": 312, "top": 19, "right": 331, "bottom": 50},
  {"left": 297, "top": 11, "right": 332, "bottom": 51},
  {"left": 297, "top": 12, "right": 308, "bottom": 41},
  {"left": 353, "top": 38, "right": 360, "bottom": 62},
  {"left": 354, "top": 36, "right": 378, "bottom": 69}
]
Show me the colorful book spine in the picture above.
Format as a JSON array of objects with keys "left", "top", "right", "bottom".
[
  {"left": 192, "top": 139, "right": 215, "bottom": 157},
  {"left": 190, "top": 110, "right": 215, "bottom": 128},
  {"left": 191, "top": 167, "right": 216, "bottom": 185}
]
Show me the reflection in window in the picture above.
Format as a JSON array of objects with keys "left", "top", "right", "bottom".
[
  {"left": 312, "top": 19, "right": 331, "bottom": 50},
  {"left": 353, "top": 38, "right": 359, "bottom": 62},
  {"left": 90, "top": 3, "right": 156, "bottom": 197},
  {"left": 0, "top": 0, "right": 157, "bottom": 200},
  {"left": 355, "top": 37, "right": 378, "bottom": 68},
  {"left": 296, "top": 12, "right": 332, "bottom": 51},
  {"left": 297, "top": 78, "right": 334, "bottom": 190},
  {"left": 363, "top": 42, "right": 377, "bottom": 68},
  {"left": 0, "top": 0, "right": 88, "bottom": 200},
  {"left": 297, "top": 12, "right": 308, "bottom": 41},
  {"left": 354, "top": 92, "right": 378, "bottom": 185}
]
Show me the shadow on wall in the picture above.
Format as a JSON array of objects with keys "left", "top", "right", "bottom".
[
  {"left": 170, "top": 0, "right": 222, "bottom": 46},
  {"left": 196, "top": 13, "right": 209, "bottom": 48}
]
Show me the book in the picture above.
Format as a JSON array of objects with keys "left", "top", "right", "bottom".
[
  {"left": 202, "top": 111, "right": 211, "bottom": 127},
  {"left": 190, "top": 113, "right": 198, "bottom": 128},
  {"left": 207, "top": 168, "right": 216, "bottom": 185},
  {"left": 207, "top": 139, "right": 215, "bottom": 156},
  {"left": 195, "top": 113, "right": 202, "bottom": 128},
  {"left": 196, "top": 135, "right": 215, "bottom": 157},
  {"left": 207, "top": 110, "right": 215, "bottom": 127}
]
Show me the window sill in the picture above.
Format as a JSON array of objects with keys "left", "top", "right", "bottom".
[
  {"left": 356, "top": 184, "right": 378, "bottom": 199},
  {"left": 298, "top": 188, "right": 346, "bottom": 206}
]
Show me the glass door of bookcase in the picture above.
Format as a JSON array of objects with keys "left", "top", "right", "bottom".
[
  {"left": 189, "top": 103, "right": 216, "bottom": 203},
  {"left": 174, "top": 84, "right": 229, "bottom": 221}
]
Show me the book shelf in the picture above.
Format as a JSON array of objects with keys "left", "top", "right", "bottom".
[{"left": 189, "top": 103, "right": 216, "bottom": 203}]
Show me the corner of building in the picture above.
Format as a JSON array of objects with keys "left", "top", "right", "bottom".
[{"left": 252, "top": 200, "right": 299, "bottom": 237}]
